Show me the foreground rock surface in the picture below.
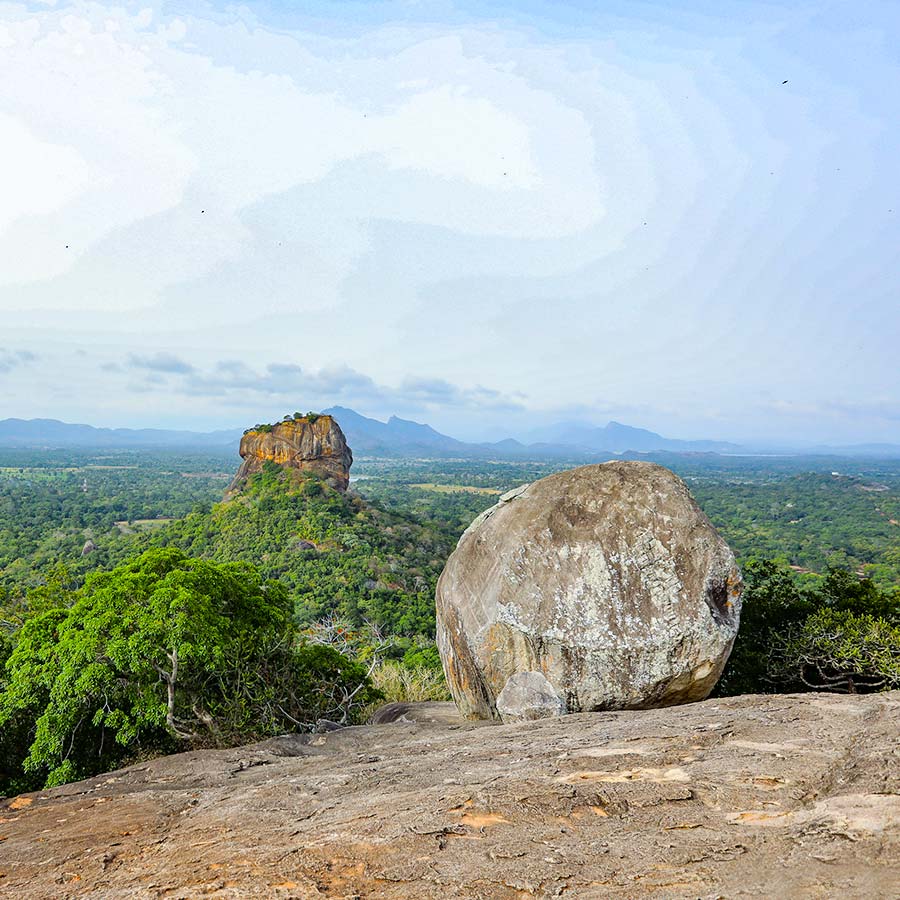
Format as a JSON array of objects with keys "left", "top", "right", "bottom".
[
  {"left": 227, "top": 416, "right": 353, "bottom": 494},
  {"left": 437, "top": 462, "right": 742, "bottom": 721},
  {"left": 2, "top": 692, "right": 898, "bottom": 899}
]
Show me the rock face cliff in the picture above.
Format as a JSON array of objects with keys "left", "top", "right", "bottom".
[
  {"left": 436, "top": 461, "right": 742, "bottom": 721},
  {"left": 227, "top": 416, "right": 352, "bottom": 494},
  {"left": 2, "top": 693, "right": 897, "bottom": 898}
]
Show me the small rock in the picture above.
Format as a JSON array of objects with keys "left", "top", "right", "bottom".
[
  {"left": 497, "top": 671, "right": 566, "bottom": 722},
  {"left": 315, "top": 719, "right": 345, "bottom": 733}
]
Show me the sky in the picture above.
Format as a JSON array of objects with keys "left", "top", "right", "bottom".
[{"left": 1, "top": 0, "right": 898, "bottom": 444}]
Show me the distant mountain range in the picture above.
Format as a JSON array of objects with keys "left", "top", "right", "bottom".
[
  {"left": 0, "top": 418, "right": 240, "bottom": 450},
  {"left": 320, "top": 407, "right": 742, "bottom": 458},
  {"left": 320, "top": 407, "right": 476, "bottom": 457},
  {"left": 1, "top": 411, "right": 898, "bottom": 459},
  {"left": 519, "top": 419, "right": 742, "bottom": 454}
]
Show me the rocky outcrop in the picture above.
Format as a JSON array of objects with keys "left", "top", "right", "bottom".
[
  {"left": 227, "top": 415, "right": 352, "bottom": 494},
  {"left": 2, "top": 693, "right": 897, "bottom": 898},
  {"left": 436, "top": 461, "right": 742, "bottom": 721}
]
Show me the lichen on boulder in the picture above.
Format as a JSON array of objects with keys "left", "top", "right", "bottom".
[
  {"left": 227, "top": 415, "right": 352, "bottom": 494},
  {"left": 435, "top": 461, "right": 742, "bottom": 722}
]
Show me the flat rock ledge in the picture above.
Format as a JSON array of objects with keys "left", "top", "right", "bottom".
[{"left": 1, "top": 692, "right": 898, "bottom": 899}]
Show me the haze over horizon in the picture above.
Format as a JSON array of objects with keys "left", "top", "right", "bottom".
[{"left": 2, "top": 0, "right": 898, "bottom": 444}]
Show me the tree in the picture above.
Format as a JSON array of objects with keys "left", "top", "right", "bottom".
[{"left": 0, "top": 548, "right": 378, "bottom": 789}]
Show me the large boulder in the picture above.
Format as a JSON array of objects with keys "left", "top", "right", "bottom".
[{"left": 435, "top": 461, "right": 742, "bottom": 721}]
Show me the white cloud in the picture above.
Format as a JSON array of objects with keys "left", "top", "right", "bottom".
[
  {"left": 127, "top": 351, "right": 195, "bottom": 374},
  {"left": 0, "top": 5, "right": 196, "bottom": 288},
  {"left": 117, "top": 355, "right": 525, "bottom": 417},
  {"left": 374, "top": 83, "right": 538, "bottom": 189},
  {"left": 0, "top": 2, "right": 896, "bottom": 443},
  {"left": 0, "top": 347, "right": 37, "bottom": 374},
  {"left": 0, "top": 114, "right": 92, "bottom": 231},
  {"left": 0, "top": 5, "right": 603, "bottom": 312}
]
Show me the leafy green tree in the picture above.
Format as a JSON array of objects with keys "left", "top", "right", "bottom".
[{"left": 0, "top": 548, "right": 378, "bottom": 789}]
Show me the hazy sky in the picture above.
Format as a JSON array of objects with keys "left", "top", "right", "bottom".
[{"left": 1, "top": 0, "right": 898, "bottom": 443}]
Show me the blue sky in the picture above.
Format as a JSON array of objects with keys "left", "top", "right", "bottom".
[{"left": 1, "top": 0, "right": 897, "bottom": 443}]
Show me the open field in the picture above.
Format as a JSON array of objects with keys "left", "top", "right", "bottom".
[
  {"left": 411, "top": 482, "right": 501, "bottom": 495},
  {"left": 115, "top": 518, "right": 177, "bottom": 533}
]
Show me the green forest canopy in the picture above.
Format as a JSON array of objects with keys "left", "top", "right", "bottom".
[{"left": 1, "top": 448, "right": 898, "bottom": 793}]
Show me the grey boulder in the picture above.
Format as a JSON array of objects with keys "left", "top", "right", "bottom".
[{"left": 435, "top": 461, "right": 742, "bottom": 722}]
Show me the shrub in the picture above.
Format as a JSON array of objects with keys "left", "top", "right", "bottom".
[
  {"left": 718, "top": 559, "right": 899, "bottom": 696},
  {"left": 362, "top": 659, "right": 450, "bottom": 721},
  {"left": 769, "top": 609, "right": 900, "bottom": 693},
  {"left": 290, "top": 642, "right": 382, "bottom": 725}
]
